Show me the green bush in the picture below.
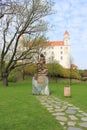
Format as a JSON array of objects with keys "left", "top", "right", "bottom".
[
  {"left": 47, "top": 63, "right": 81, "bottom": 80},
  {"left": 47, "top": 63, "right": 64, "bottom": 77},
  {"left": 8, "top": 74, "right": 17, "bottom": 82},
  {"left": 8, "top": 64, "right": 37, "bottom": 82},
  {"left": 81, "top": 77, "right": 87, "bottom": 81},
  {"left": 8, "top": 63, "right": 81, "bottom": 82},
  {"left": 24, "top": 64, "right": 37, "bottom": 76},
  {"left": 70, "top": 69, "right": 81, "bottom": 80},
  {"left": 8, "top": 68, "right": 23, "bottom": 82}
]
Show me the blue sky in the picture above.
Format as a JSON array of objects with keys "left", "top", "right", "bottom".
[{"left": 46, "top": 0, "right": 87, "bottom": 69}]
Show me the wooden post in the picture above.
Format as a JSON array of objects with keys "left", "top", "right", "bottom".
[{"left": 64, "top": 86, "right": 71, "bottom": 97}]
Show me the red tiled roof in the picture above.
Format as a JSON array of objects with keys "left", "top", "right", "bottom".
[
  {"left": 71, "top": 64, "right": 78, "bottom": 68},
  {"left": 23, "top": 41, "right": 64, "bottom": 47},
  {"left": 64, "top": 31, "right": 69, "bottom": 35},
  {"left": 47, "top": 41, "right": 64, "bottom": 46}
]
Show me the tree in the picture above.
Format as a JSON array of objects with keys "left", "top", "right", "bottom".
[
  {"left": 0, "top": 0, "right": 53, "bottom": 86},
  {"left": 0, "top": 0, "right": 16, "bottom": 19}
]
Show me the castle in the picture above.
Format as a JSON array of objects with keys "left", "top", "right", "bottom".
[
  {"left": 41, "top": 31, "right": 70, "bottom": 68},
  {"left": 18, "top": 31, "right": 70, "bottom": 68}
]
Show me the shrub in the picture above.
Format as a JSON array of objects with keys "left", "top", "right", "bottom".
[
  {"left": 70, "top": 69, "right": 81, "bottom": 80},
  {"left": 82, "top": 71, "right": 87, "bottom": 77},
  {"left": 82, "top": 77, "right": 87, "bottom": 81},
  {"left": 8, "top": 68, "right": 23, "bottom": 82},
  {"left": 47, "top": 63, "right": 81, "bottom": 80},
  {"left": 24, "top": 64, "right": 37, "bottom": 76}
]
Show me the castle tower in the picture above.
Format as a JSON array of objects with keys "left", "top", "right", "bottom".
[
  {"left": 63, "top": 31, "right": 70, "bottom": 68},
  {"left": 64, "top": 31, "right": 70, "bottom": 46}
]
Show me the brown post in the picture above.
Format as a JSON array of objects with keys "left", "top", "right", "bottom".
[{"left": 64, "top": 86, "right": 71, "bottom": 97}]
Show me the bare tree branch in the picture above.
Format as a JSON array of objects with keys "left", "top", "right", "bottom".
[{"left": 0, "top": 0, "right": 54, "bottom": 86}]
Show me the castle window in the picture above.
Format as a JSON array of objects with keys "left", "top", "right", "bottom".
[
  {"left": 60, "top": 51, "right": 63, "bottom": 54},
  {"left": 60, "top": 56, "right": 63, "bottom": 60},
  {"left": 52, "top": 51, "right": 54, "bottom": 55},
  {"left": 52, "top": 56, "right": 54, "bottom": 61}
]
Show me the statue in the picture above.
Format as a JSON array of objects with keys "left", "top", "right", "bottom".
[{"left": 32, "top": 54, "right": 50, "bottom": 95}]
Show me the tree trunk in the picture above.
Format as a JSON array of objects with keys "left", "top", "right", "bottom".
[
  {"left": 22, "top": 68, "right": 25, "bottom": 80},
  {"left": 2, "top": 72, "right": 8, "bottom": 87}
]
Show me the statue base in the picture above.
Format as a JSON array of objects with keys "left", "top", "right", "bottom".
[{"left": 32, "top": 76, "right": 50, "bottom": 95}]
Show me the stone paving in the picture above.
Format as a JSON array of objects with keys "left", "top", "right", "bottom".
[{"left": 36, "top": 95, "right": 87, "bottom": 130}]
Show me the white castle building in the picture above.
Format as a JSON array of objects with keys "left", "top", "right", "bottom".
[
  {"left": 18, "top": 31, "right": 70, "bottom": 68},
  {"left": 42, "top": 31, "right": 70, "bottom": 68}
]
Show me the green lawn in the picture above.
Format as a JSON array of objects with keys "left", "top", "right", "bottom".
[
  {"left": 0, "top": 79, "right": 87, "bottom": 130},
  {"left": 0, "top": 80, "right": 63, "bottom": 130},
  {"left": 49, "top": 79, "right": 87, "bottom": 112}
]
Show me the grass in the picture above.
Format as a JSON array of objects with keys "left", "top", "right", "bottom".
[
  {"left": 0, "top": 78, "right": 87, "bottom": 130},
  {"left": 0, "top": 80, "right": 63, "bottom": 130},
  {"left": 49, "top": 79, "right": 87, "bottom": 112}
]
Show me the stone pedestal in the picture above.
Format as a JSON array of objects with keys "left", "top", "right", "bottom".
[
  {"left": 32, "top": 76, "right": 50, "bottom": 95},
  {"left": 37, "top": 75, "right": 45, "bottom": 84}
]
